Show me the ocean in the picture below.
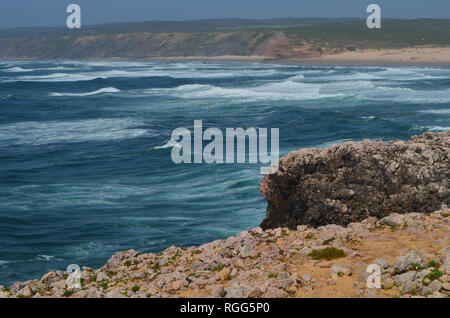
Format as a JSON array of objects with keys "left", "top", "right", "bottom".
[{"left": 0, "top": 60, "right": 449, "bottom": 286}]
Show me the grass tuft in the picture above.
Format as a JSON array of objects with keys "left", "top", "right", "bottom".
[{"left": 308, "top": 247, "right": 346, "bottom": 261}]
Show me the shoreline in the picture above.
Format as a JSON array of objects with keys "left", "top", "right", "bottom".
[{"left": 2, "top": 47, "right": 450, "bottom": 66}]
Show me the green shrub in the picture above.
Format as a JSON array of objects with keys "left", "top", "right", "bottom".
[
  {"left": 132, "top": 285, "right": 140, "bottom": 293},
  {"left": 123, "top": 260, "right": 132, "bottom": 267},
  {"left": 426, "top": 269, "right": 443, "bottom": 281},
  {"left": 408, "top": 263, "right": 423, "bottom": 271},
  {"left": 308, "top": 247, "right": 346, "bottom": 261},
  {"left": 427, "top": 260, "right": 440, "bottom": 270}
]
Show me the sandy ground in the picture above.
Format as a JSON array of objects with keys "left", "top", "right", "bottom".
[
  {"left": 143, "top": 46, "right": 450, "bottom": 65},
  {"left": 300, "top": 46, "right": 450, "bottom": 65},
  {"left": 8, "top": 47, "right": 450, "bottom": 65},
  {"left": 144, "top": 55, "right": 267, "bottom": 62}
]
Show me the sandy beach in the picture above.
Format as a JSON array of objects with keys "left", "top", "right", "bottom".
[
  {"left": 143, "top": 46, "right": 450, "bottom": 65},
  {"left": 301, "top": 46, "right": 450, "bottom": 65},
  {"left": 6, "top": 47, "right": 450, "bottom": 66}
]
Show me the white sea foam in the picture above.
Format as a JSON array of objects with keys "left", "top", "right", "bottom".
[
  {"left": 418, "top": 109, "right": 450, "bottom": 114},
  {"left": 424, "top": 126, "right": 450, "bottom": 132},
  {"left": 36, "top": 255, "right": 62, "bottom": 261},
  {"left": 6, "top": 72, "right": 106, "bottom": 82},
  {"left": 78, "top": 61, "right": 150, "bottom": 68},
  {"left": 0, "top": 118, "right": 149, "bottom": 146},
  {"left": 313, "top": 139, "right": 355, "bottom": 149},
  {"left": 2, "top": 66, "right": 34, "bottom": 72},
  {"left": 148, "top": 80, "right": 344, "bottom": 102},
  {"left": 3, "top": 66, "right": 280, "bottom": 82},
  {"left": 50, "top": 87, "right": 121, "bottom": 97},
  {"left": 287, "top": 74, "right": 305, "bottom": 80},
  {"left": 152, "top": 139, "right": 181, "bottom": 150},
  {"left": 148, "top": 77, "right": 447, "bottom": 104},
  {"left": 0, "top": 260, "right": 10, "bottom": 267},
  {"left": 322, "top": 72, "right": 380, "bottom": 81},
  {"left": 320, "top": 79, "right": 450, "bottom": 104},
  {"left": 373, "top": 67, "right": 448, "bottom": 80},
  {"left": 411, "top": 125, "right": 450, "bottom": 132},
  {"left": 41, "top": 66, "right": 77, "bottom": 71},
  {"left": 121, "top": 216, "right": 194, "bottom": 222},
  {"left": 389, "top": 89, "right": 450, "bottom": 104}
]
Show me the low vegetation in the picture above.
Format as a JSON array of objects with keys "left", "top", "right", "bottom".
[
  {"left": 0, "top": 19, "right": 449, "bottom": 59},
  {"left": 308, "top": 247, "right": 346, "bottom": 261}
]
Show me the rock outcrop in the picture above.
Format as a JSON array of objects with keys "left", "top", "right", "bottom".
[
  {"left": 1, "top": 210, "right": 449, "bottom": 298},
  {"left": 260, "top": 131, "right": 450, "bottom": 229}
]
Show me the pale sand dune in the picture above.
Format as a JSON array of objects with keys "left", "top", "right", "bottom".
[
  {"left": 293, "top": 46, "right": 450, "bottom": 65},
  {"left": 143, "top": 47, "right": 450, "bottom": 65}
]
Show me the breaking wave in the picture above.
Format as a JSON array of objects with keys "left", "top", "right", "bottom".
[
  {"left": 50, "top": 87, "right": 121, "bottom": 97},
  {"left": 0, "top": 118, "right": 149, "bottom": 146}
]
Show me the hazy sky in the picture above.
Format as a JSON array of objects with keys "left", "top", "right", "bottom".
[{"left": 1, "top": 0, "right": 449, "bottom": 29}]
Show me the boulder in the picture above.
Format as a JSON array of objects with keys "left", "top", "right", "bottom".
[
  {"left": 330, "top": 264, "right": 352, "bottom": 277},
  {"left": 264, "top": 287, "right": 289, "bottom": 298},
  {"left": 96, "top": 272, "right": 109, "bottom": 282},
  {"left": 394, "top": 250, "right": 426, "bottom": 273},
  {"left": 224, "top": 284, "right": 253, "bottom": 298},
  {"left": 239, "top": 245, "right": 258, "bottom": 258},
  {"left": 105, "top": 249, "right": 138, "bottom": 272},
  {"left": 105, "top": 290, "right": 126, "bottom": 298}
]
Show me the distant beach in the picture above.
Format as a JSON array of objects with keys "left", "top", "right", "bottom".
[{"left": 142, "top": 46, "right": 450, "bottom": 65}]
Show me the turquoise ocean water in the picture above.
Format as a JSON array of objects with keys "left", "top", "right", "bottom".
[{"left": 0, "top": 60, "right": 449, "bottom": 285}]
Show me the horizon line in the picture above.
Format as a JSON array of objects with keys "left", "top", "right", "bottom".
[{"left": 1, "top": 16, "right": 448, "bottom": 32}]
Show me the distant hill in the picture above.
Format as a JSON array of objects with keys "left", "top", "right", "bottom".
[
  {"left": 0, "top": 18, "right": 359, "bottom": 37},
  {"left": 0, "top": 18, "right": 449, "bottom": 59}
]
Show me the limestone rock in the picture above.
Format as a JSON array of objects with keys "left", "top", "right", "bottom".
[
  {"left": 240, "top": 245, "right": 258, "bottom": 258},
  {"left": 259, "top": 132, "right": 450, "bottom": 229},
  {"left": 330, "top": 264, "right": 351, "bottom": 277},
  {"left": 105, "top": 249, "right": 138, "bottom": 272},
  {"left": 264, "top": 287, "right": 289, "bottom": 298},
  {"left": 394, "top": 250, "right": 426, "bottom": 273}
]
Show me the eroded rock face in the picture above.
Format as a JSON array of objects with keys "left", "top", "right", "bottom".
[{"left": 260, "top": 131, "right": 449, "bottom": 229}]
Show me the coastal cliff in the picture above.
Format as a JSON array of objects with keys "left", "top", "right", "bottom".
[
  {"left": 1, "top": 132, "right": 449, "bottom": 298},
  {"left": 1, "top": 19, "right": 450, "bottom": 60}
]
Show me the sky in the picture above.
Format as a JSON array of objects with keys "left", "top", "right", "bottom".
[{"left": 0, "top": 0, "right": 449, "bottom": 29}]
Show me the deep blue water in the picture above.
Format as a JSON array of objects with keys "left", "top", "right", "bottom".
[{"left": 0, "top": 60, "right": 449, "bottom": 285}]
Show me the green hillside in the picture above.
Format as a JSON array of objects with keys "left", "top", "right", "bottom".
[{"left": 0, "top": 18, "right": 449, "bottom": 59}]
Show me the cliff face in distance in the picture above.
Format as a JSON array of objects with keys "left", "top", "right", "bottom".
[
  {"left": 260, "top": 131, "right": 450, "bottom": 229},
  {"left": 1, "top": 19, "right": 450, "bottom": 59}
]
